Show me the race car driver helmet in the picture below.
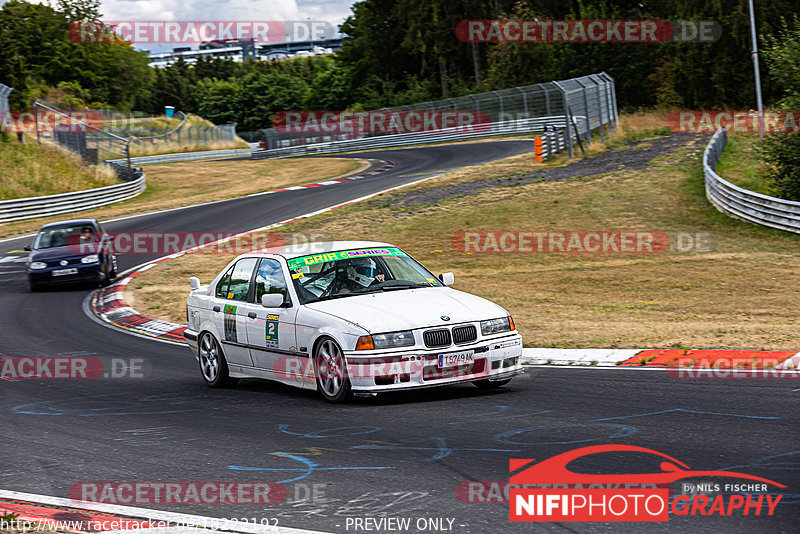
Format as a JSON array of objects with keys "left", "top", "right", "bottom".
[{"left": 346, "top": 258, "right": 377, "bottom": 287}]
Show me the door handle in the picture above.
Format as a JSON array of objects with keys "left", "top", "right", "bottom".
[
  {"left": 212, "top": 306, "right": 221, "bottom": 313},
  {"left": 248, "top": 312, "right": 257, "bottom": 319}
]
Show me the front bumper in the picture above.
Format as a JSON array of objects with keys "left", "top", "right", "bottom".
[
  {"left": 184, "top": 329, "right": 199, "bottom": 355},
  {"left": 29, "top": 263, "right": 103, "bottom": 286},
  {"left": 343, "top": 332, "right": 523, "bottom": 392}
]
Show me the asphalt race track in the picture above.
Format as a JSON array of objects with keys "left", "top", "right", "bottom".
[{"left": 1, "top": 140, "right": 798, "bottom": 534}]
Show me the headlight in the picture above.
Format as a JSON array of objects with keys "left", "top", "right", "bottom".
[
  {"left": 372, "top": 331, "right": 415, "bottom": 349},
  {"left": 481, "top": 317, "right": 512, "bottom": 336},
  {"left": 81, "top": 255, "right": 100, "bottom": 264},
  {"left": 29, "top": 262, "right": 47, "bottom": 270}
]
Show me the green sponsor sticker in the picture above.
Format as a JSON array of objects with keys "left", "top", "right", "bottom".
[
  {"left": 223, "top": 304, "right": 237, "bottom": 314},
  {"left": 265, "top": 314, "right": 279, "bottom": 347},
  {"left": 287, "top": 247, "right": 408, "bottom": 271}
]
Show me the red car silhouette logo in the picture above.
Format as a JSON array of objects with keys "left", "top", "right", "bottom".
[{"left": 510, "top": 444, "right": 786, "bottom": 487}]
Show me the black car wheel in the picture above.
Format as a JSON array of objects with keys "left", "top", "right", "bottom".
[
  {"left": 314, "top": 337, "right": 351, "bottom": 403},
  {"left": 199, "top": 332, "right": 238, "bottom": 387}
]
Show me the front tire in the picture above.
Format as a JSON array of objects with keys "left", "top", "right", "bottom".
[
  {"left": 198, "top": 332, "right": 238, "bottom": 388},
  {"left": 314, "top": 337, "right": 351, "bottom": 403}
]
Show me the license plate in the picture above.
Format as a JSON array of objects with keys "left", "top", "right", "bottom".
[
  {"left": 438, "top": 350, "right": 475, "bottom": 368},
  {"left": 52, "top": 268, "right": 78, "bottom": 276}
]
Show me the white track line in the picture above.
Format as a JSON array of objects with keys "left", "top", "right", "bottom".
[{"left": 0, "top": 490, "right": 330, "bottom": 534}]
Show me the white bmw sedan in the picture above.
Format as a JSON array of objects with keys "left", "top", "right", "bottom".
[{"left": 184, "top": 241, "right": 523, "bottom": 402}]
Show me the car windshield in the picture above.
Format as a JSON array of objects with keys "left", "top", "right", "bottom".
[
  {"left": 287, "top": 247, "right": 441, "bottom": 304},
  {"left": 32, "top": 225, "right": 98, "bottom": 249}
]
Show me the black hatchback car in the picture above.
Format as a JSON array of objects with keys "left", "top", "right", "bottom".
[{"left": 25, "top": 218, "right": 118, "bottom": 291}]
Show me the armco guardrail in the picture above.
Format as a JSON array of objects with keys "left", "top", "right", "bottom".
[
  {"left": 0, "top": 174, "right": 146, "bottom": 223},
  {"left": 704, "top": 128, "right": 800, "bottom": 234},
  {"left": 256, "top": 72, "right": 617, "bottom": 159},
  {"left": 107, "top": 148, "right": 252, "bottom": 166},
  {"left": 253, "top": 116, "right": 573, "bottom": 159}
]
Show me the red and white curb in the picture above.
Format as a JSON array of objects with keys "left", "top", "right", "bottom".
[
  {"left": 0, "top": 490, "right": 328, "bottom": 534},
  {"left": 522, "top": 348, "right": 800, "bottom": 370},
  {"left": 256, "top": 159, "right": 395, "bottom": 195}
]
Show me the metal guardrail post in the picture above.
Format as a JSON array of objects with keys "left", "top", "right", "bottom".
[
  {"left": 588, "top": 75, "right": 605, "bottom": 142},
  {"left": 517, "top": 87, "right": 529, "bottom": 117},
  {"left": 552, "top": 81, "right": 573, "bottom": 158},
  {"left": 468, "top": 94, "right": 480, "bottom": 114},
  {"left": 600, "top": 72, "right": 619, "bottom": 129},
  {"left": 574, "top": 79, "right": 591, "bottom": 146},
  {"left": 492, "top": 90, "right": 504, "bottom": 119}
]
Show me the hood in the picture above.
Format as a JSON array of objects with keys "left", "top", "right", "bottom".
[
  {"left": 304, "top": 287, "right": 507, "bottom": 333},
  {"left": 29, "top": 245, "right": 99, "bottom": 261}
]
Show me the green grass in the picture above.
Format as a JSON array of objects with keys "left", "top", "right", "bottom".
[
  {"left": 715, "top": 134, "right": 772, "bottom": 196},
  {"left": 0, "top": 133, "right": 117, "bottom": 200}
]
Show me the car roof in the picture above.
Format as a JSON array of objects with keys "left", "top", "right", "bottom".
[
  {"left": 258, "top": 241, "right": 396, "bottom": 260},
  {"left": 39, "top": 218, "right": 98, "bottom": 230}
]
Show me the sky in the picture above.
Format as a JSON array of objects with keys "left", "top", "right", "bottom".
[{"left": 2, "top": 0, "right": 359, "bottom": 53}]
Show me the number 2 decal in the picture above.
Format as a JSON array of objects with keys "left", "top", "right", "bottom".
[{"left": 265, "top": 314, "right": 279, "bottom": 348}]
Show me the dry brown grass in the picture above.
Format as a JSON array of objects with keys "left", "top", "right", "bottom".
[
  {"left": 0, "top": 157, "right": 366, "bottom": 237},
  {"left": 128, "top": 138, "right": 250, "bottom": 157},
  {"left": 0, "top": 136, "right": 118, "bottom": 200},
  {"left": 130, "top": 119, "right": 800, "bottom": 349}
]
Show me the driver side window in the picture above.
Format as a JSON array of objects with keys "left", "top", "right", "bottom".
[{"left": 255, "top": 259, "right": 288, "bottom": 303}]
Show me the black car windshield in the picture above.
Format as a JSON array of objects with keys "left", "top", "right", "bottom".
[
  {"left": 33, "top": 225, "right": 98, "bottom": 249},
  {"left": 287, "top": 247, "right": 441, "bottom": 304}
]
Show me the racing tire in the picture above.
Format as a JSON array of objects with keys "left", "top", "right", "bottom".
[
  {"left": 473, "top": 378, "right": 512, "bottom": 390},
  {"left": 198, "top": 332, "right": 239, "bottom": 388},
  {"left": 314, "top": 337, "right": 351, "bottom": 403}
]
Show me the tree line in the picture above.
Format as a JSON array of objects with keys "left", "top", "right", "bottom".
[{"left": 1, "top": 0, "right": 799, "bottom": 133}]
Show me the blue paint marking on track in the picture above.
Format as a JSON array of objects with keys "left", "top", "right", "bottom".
[
  {"left": 10, "top": 393, "right": 227, "bottom": 416},
  {"left": 227, "top": 452, "right": 394, "bottom": 484},
  {"left": 589, "top": 408, "right": 781, "bottom": 422},
  {"left": 349, "top": 437, "right": 521, "bottom": 461},
  {"left": 494, "top": 422, "right": 638, "bottom": 446},
  {"left": 493, "top": 408, "right": 780, "bottom": 446},
  {"left": 447, "top": 406, "right": 551, "bottom": 425},
  {"left": 277, "top": 424, "right": 382, "bottom": 438},
  {"left": 719, "top": 450, "right": 800, "bottom": 472}
]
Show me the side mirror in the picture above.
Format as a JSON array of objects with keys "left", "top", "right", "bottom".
[
  {"left": 261, "top": 293, "right": 284, "bottom": 308},
  {"left": 23, "top": 246, "right": 31, "bottom": 252},
  {"left": 438, "top": 272, "right": 455, "bottom": 286},
  {"left": 189, "top": 277, "right": 201, "bottom": 290}
]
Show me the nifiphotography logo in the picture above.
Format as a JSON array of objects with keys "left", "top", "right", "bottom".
[{"left": 509, "top": 444, "right": 785, "bottom": 522}]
